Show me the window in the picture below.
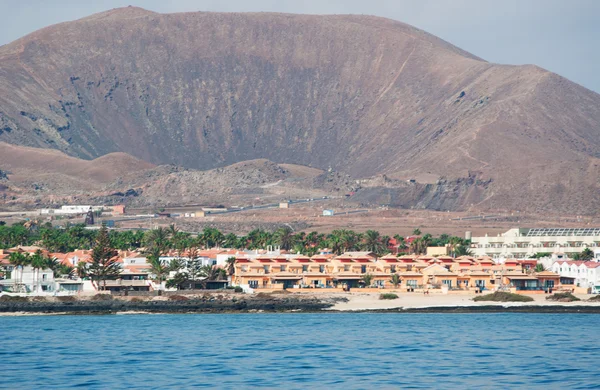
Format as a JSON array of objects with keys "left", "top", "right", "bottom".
[
  {"left": 361, "top": 265, "right": 367, "bottom": 273},
  {"left": 302, "top": 265, "right": 308, "bottom": 272},
  {"left": 407, "top": 280, "right": 418, "bottom": 288},
  {"left": 442, "top": 280, "right": 452, "bottom": 288},
  {"left": 212, "top": 260, "right": 217, "bottom": 266},
  {"left": 241, "top": 265, "right": 248, "bottom": 272},
  {"left": 319, "top": 265, "right": 325, "bottom": 273},
  {"left": 390, "top": 265, "right": 396, "bottom": 273},
  {"left": 249, "top": 280, "right": 258, "bottom": 288},
  {"left": 344, "top": 265, "right": 350, "bottom": 272},
  {"left": 263, "top": 266, "right": 269, "bottom": 274},
  {"left": 407, "top": 265, "right": 413, "bottom": 271},
  {"left": 280, "top": 265, "right": 286, "bottom": 272}
]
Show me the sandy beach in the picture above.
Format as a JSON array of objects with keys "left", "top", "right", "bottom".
[
  {"left": 2, "top": 291, "right": 600, "bottom": 315},
  {"left": 328, "top": 292, "right": 600, "bottom": 311}
]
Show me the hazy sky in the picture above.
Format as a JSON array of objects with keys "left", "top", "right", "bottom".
[{"left": 1, "top": 0, "right": 598, "bottom": 93}]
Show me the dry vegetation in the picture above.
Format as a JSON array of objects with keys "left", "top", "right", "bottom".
[{"left": 473, "top": 292, "right": 534, "bottom": 302}]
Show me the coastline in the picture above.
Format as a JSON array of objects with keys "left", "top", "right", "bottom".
[{"left": 2, "top": 292, "right": 600, "bottom": 316}]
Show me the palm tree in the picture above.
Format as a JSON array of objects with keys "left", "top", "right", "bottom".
[
  {"left": 390, "top": 274, "right": 401, "bottom": 288},
  {"left": 579, "top": 248, "right": 594, "bottom": 261},
  {"left": 57, "top": 264, "right": 75, "bottom": 279},
  {"left": 223, "top": 233, "right": 239, "bottom": 249},
  {"left": 225, "top": 257, "right": 236, "bottom": 278},
  {"left": 362, "top": 230, "right": 385, "bottom": 253},
  {"left": 147, "top": 247, "right": 169, "bottom": 290},
  {"left": 45, "top": 256, "right": 61, "bottom": 274},
  {"left": 410, "top": 238, "right": 422, "bottom": 255},
  {"left": 361, "top": 273, "right": 374, "bottom": 287},
  {"left": 331, "top": 229, "right": 360, "bottom": 253},
  {"left": 168, "top": 224, "right": 179, "bottom": 239},
  {"left": 274, "top": 227, "right": 295, "bottom": 250},
  {"left": 381, "top": 235, "right": 391, "bottom": 251},
  {"left": 412, "top": 228, "right": 422, "bottom": 236},
  {"left": 76, "top": 261, "right": 88, "bottom": 279},
  {"left": 200, "top": 228, "right": 225, "bottom": 249},
  {"left": 448, "top": 236, "right": 463, "bottom": 258},
  {"left": 328, "top": 234, "right": 343, "bottom": 255},
  {"left": 293, "top": 232, "right": 306, "bottom": 248},
  {"left": 30, "top": 250, "right": 47, "bottom": 293},
  {"left": 454, "top": 245, "right": 473, "bottom": 257},
  {"left": 410, "top": 234, "right": 432, "bottom": 255},
  {"left": 144, "top": 227, "right": 171, "bottom": 254},
  {"left": 8, "top": 251, "right": 30, "bottom": 292},
  {"left": 306, "top": 231, "right": 320, "bottom": 248},
  {"left": 393, "top": 234, "right": 407, "bottom": 254},
  {"left": 198, "top": 265, "right": 226, "bottom": 289}
]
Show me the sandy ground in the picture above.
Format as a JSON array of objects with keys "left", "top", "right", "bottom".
[
  {"left": 328, "top": 293, "right": 600, "bottom": 311},
  {"left": 114, "top": 205, "right": 600, "bottom": 236}
]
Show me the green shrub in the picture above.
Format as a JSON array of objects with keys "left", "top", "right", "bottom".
[
  {"left": 129, "top": 297, "right": 144, "bottom": 303},
  {"left": 546, "top": 293, "right": 580, "bottom": 302},
  {"left": 587, "top": 295, "right": 600, "bottom": 302},
  {"left": 234, "top": 286, "right": 243, "bottom": 293},
  {"left": 380, "top": 293, "right": 399, "bottom": 300},
  {"left": 473, "top": 292, "right": 534, "bottom": 302}
]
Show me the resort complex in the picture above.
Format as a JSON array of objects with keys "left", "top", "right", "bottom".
[
  {"left": 232, "top": 251, "right": 583, "bottom": 294},
  {"left": 2, "top": 243, "right": 599, "bottom": 295},
  {"left": 470, "top": 228, "right": 600, "bottom": 259}
]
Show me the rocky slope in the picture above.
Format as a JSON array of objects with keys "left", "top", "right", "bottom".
[
  {"left": 0, "top": 142, "right": 154, "bottom": 203},
  {"left": 0, "top": 7, "right": 598, "bottom": 213}
]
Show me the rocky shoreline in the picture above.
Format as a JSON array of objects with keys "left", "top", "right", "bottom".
[
  {"left": 3, "top": 296, "right": 600, "bottom": 315},
  {"left": 0, "top": 295, "right": 337, "bottom": 315}
]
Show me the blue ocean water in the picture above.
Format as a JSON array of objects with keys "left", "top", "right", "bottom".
[{"left": 0, "top": 313, "right": 597, "bottom": 389}]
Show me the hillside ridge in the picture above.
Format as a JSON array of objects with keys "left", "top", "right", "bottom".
[{"left": 0, "top": 8, "right": 598, "bottom": 213}]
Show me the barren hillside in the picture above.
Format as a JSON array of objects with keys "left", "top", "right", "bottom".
[{"left": 0, "top": 7, "right": 598, "bottom": 213}]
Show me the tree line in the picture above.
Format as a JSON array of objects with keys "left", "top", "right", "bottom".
[{"left": 0, "top": 222, "right": 474, "bottom": 257}]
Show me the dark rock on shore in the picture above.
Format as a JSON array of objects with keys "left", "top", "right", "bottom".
[{"left": 0, "top": 296, "right": 333, "bottom": 315}]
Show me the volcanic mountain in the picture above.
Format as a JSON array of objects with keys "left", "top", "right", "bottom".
[{"left": 0, "top": 7, "right": 598, "bottom": 213}]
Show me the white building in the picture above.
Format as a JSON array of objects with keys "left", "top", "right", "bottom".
[
  {"left": 470, "top": 228, "right": 600, "bottom": 259},
  {"left": 40, "top": 205, "right": 104, "bottom": 215},
  {"left": 0, "top": 265, "right": 55, "bottom": 293},
  {"left": 551, "top": 261, "right": 600, "bottom": 293}
]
